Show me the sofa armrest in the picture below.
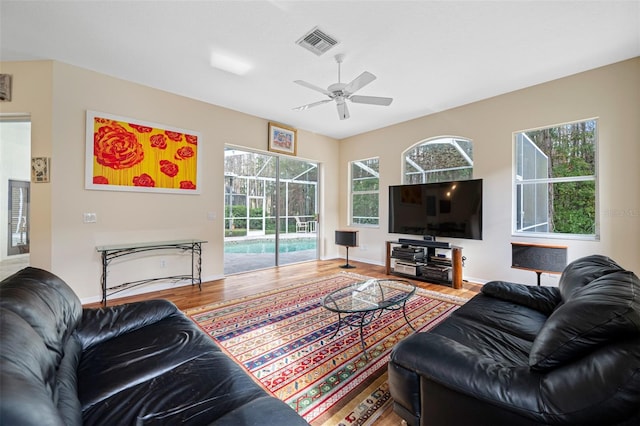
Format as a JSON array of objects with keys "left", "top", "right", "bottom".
[
  {"left": 481, "top": 280, "right": 561, "bottom": 315},
  {"left": 76, "top": 299, "right": 179, "bottom": 350},
  {"left": 390, "top": 332, "right": 541, "bottom": 414}
]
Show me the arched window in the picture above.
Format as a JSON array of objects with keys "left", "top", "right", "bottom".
[{"left": 403, "top": 137, "right": 473, "bottom": 184}]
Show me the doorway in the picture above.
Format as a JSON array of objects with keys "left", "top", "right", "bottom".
[
  {"left": 224, "top": 147, "right": 319, "bottom": 274},
  {"left": 0, "top": 117, "right": 31, "bottom": 279}
]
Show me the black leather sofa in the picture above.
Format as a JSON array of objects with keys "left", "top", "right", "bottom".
[
  {"left": 388, "top": 255, "right": 640, "bottom": 426},
  {"left": 0, "top": 267, "right": 309, "bottom": 426}
]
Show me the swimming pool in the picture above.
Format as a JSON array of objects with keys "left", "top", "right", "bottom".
[{"left": 224, "top": 238, "right": 316, "bottom": 254}]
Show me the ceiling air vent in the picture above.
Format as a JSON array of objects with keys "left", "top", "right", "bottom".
[{"left": 296, "top": 26, "right": 339, "bottom": 56}]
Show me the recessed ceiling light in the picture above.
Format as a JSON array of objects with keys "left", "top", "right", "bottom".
[{"left": 210, "top": 51, "right": 252, "bottom": 75}]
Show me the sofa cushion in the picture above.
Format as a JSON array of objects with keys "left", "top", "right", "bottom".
[
  {"left": 0, "top": 267, "right": 82, "bottom": 365},
  {"left": 558, "top": 254, "right": 624, "bottom": 301},
  {"left": 54, "top": 336, "right": 83, "bottom": 426},
  {"left": 76, "top": 299, "right": 180, "bottom": 350},
  {"left": 77, "top": 311, "right": 285, "bottom": 425},
  {"left": 0, "top": 308, "right": 64, "bottom": 426},
  {"left": 530, "top": 270, "right": 640, "bottom": 371},
  {"left": 77, "top": 313, "right": 222, "bottom": 410},
  {"left": 482, "top": 280, "right": 561, "bottom": 315}
]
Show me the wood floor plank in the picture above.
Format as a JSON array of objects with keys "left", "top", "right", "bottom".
[{"left": 82, "top": 259, "right": 481, "bottom": 425}]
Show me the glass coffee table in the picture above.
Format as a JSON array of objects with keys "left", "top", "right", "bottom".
[{"left": 322, "top": 278, "right": 416, "bottom": 359}]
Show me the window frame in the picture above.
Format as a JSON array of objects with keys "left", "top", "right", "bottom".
[
  {"left": 349, "top": 157, "right": 380, "bottom": 227},
  {"left": 512, "top": 118, "right": 599, "bottom": 240}
]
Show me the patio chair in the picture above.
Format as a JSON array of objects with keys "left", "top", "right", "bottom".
[{"left": 295, "top": 217, "right": 308, "bottom": 233}]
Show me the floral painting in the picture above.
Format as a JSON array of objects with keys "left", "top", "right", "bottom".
[
  {"left": 85, "top": 111, "right": 201, "bottom": 194},
  {"left": 268, "top": 122, "right": 297, "bottom": 156}
]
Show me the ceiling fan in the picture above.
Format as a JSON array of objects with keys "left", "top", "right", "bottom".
[{"left": 293, "top": 54, "right": 393, "bottom": 120}]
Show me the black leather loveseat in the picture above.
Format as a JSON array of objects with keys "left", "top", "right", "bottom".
[
  {"left": 389, "top": 255, "right": 640, "bottom": 426},
  {"left": 0, "top": 267, "right": 308, "bottom": 425}
]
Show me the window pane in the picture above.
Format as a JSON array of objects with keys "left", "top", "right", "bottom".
[
  {"left": 351, "top": 158, "right": 379, "bottom": 226},
  {"left": 352, "top": 193, "right": 379, "bottom": 225},
  {"left": 535, "top": 182, "right": 549, "bottom": 231},
  {"left": 520, "top": 121, "right": 596, "bottom": 180},
  {"left": 404, "top": 137, "right": 473, "bottom": 184},
  {"left": 514, "top": 119, "right": 597, "bottom": 236},
  {"left": 551, "top": 181, "right": 596, "bottom": 234}
]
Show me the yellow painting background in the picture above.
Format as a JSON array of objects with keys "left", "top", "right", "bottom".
[{"left": 91, "top": 116, "right": 198, "bottom": 190}]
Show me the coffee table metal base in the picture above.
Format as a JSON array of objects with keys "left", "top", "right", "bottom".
[{"left": 327, "top": 297, "right": 415, "bottom": 360}]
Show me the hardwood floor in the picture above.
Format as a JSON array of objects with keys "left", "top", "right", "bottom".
[{"left": 83, "top": 259, "right": 481, "bottom": 425}]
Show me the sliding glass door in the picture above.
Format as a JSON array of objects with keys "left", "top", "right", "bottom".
[{"left": 224, "top": 147, "right": 318, "bottom": 274}]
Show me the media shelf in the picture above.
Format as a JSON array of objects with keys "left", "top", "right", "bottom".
[{"left": 385, "top": 240, "right": 463, "bottom": 289}]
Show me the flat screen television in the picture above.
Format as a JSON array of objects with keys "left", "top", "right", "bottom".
[{"left": 388, "top": 179, "right": 483, "bottom": 240}]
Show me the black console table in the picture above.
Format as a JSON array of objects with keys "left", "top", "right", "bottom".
[{"left": 96, "top": 239, "right": 206, "bottom": 306}]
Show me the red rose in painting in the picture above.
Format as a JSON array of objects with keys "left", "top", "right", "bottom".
[
  {"left": 129, "top": 123, "right": 152, "bottom": 133},
  {"left": 133, "top": 173, "right": 155, "bottom": 187},
  {"left": 185, "top": 134, "right": 198, "bottom": 145},
  {"left": 94, "top": 123, "right": 144, "bottom": 169},
  {"left": 165, "top": 131, "right": 183, "bottom": 142},
  {"left": 174, "top": 146, "right": 195, "bottom": 160},
  {"left": 159, "top": 159, "right": 179, "bottom": 177},
  {"left": 180, "top": 180, "right": 196, "bottom": 190},
  {"left": 93, "top": 176, "right": 109, "bottom": 185},
  {"left": 150, "top": 134, "right": 167, "bottom": 150}
]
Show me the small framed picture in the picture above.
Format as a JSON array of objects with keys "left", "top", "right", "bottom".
[
  {"left": 31, "top": 157, "right": 50, "bottom": 183},
  {"left": 268, "top": 122, "right": 297, "bottom": 156},
  {"left": 0, "top": 74, "right": 12, "bottom": 102}
]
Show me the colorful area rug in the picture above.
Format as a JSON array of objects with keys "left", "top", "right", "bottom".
[{"left": 185, "top": 273, "right": 467, "bottom": 425}]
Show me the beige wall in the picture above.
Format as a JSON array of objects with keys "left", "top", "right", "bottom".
[
  {"left": 0, "top": 61, "right": 54, "bottom": 269},
  {"left": 340, "top": 57, "right": 640, "bottom": 286},
  {"left": 1, "top": 60, "right": 340, "bottom": 302},
  {"left": 1, "top": 58, "right": 638, "bottom": 298}
]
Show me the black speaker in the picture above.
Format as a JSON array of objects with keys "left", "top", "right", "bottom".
[
  {"left": 335, "top": 230, "right": 359, "bottom": 268},
  {"left": 511, "top": 242, "right": 567, "bottom": 285},
  {"left": 335, "top": 230, "right": 358, "bottom": 247}
]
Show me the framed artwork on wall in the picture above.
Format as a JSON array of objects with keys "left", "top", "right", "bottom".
[
  {"left": 31, "top": 157, "right": 50, "bottom": 183},
  {"left": 85, "top": 110, "right": 202, "bottom": 194},
  {"left": 0, "top": 74, "right": 12, "bottom": 101},
  {"left": 268, "top": 122, "right": 297, "bottom": 156}
]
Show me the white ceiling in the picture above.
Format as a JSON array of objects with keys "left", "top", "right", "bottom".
[{"left": 1, "top": 1, "right": 639, "bottom": 139}]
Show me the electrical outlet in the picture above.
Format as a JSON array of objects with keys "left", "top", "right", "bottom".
[
  {"left": 83, "top": 213, "right": 97, "bottom": 223},
  {"left": 160, "top": 260, "right": 166, "bottom": 268}
]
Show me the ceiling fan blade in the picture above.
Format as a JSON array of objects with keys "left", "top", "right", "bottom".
[
  {"left": 293, "top": 99, "right": 332, "bottom": 111},
  {"left": 343, "top": 71, "right": 376, "bottom": 94},
  {"left": 294, "top": 80, "right": 333, "bottom": 97},
  {"left": 336, "top": 101, "right": 350, "bottom": 120},
  {"left": 350, "top": 95, "right": 393, "bottom": 106}
]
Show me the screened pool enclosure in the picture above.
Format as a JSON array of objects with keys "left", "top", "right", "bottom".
[{"left": 224, "top": 148, "right": 318, "bottom": 274}]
